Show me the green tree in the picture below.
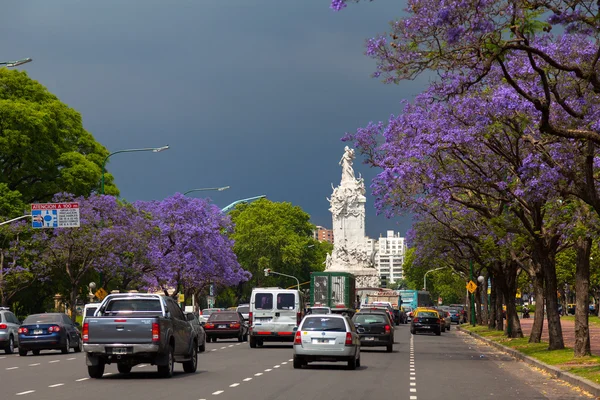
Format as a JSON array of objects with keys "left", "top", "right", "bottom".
[
  {"left": 0, "top": 69, "right": 116, "bottom": 203},
  {"left": 229, "top": 199, "right": 326, "bottom": 301}
]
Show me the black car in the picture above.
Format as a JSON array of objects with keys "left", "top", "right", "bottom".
[
  {"left": 18, "top": 313, "right": 82, "bottom": 356},
  {"left": 352, "top": 310, "right": 394, "bottom": 352},
  {"left": 185, "top": 312, "right": 207, "bottom": 352},
  {"left": 410, "top": 309, "right": 441, "bottom": 336},
  {"left": 204, "top": 311, "right": 248, "bottom": 342}
]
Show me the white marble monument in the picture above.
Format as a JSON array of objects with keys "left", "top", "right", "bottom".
[{"left": 325, "top": 146, "right": 379, "bottom": 288}]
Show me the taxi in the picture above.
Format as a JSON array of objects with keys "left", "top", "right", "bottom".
[{"left": 410, "top": 307, "right": 442, "bottom": 336}]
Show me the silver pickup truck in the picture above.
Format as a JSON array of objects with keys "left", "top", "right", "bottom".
[{"left": 83, "top": 293, "right": 197, "bottom": 378}]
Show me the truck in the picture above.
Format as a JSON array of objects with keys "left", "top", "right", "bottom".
[
  {"left": 310, "top": 272, "right": 356, "bottom": 314},
  {"left": 364, "top": 290, "right": 402, "bottom": 308},
  {"left": 83, "top": 293, "right": 198, "bottom": 378}
]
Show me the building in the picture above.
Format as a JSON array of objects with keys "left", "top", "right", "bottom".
[
  {"left": 370, "top": 230, "right": 407, "bottom": 284},
  {"left": 314, "top": 226, "right": 334, "bottom": 244}
]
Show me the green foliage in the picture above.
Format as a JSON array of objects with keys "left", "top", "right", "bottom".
[
  {"left": 0, "top": 183, "right": 25, "bottom": 218},
  {"left": 0, "top": 69, "right": 116, "bottom": 203},
  {"left": 229, "top": 199, "right": 326, "bottom": 299}
]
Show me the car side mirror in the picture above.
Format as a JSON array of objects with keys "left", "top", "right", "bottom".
[
  {"left": 292, "top": 327, "right": 298, "bottom": 332},
  {"left": 200, "top": 321, "right": 205, "bottom": 326},
  {"left": 74, "top": 322, "right": 81, "bottom": 327}
]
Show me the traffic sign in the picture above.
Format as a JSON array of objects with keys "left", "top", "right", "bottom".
[
  {"left": 95, "top": 288, "right": 108, "bottom": 300},
  {"left": 31, "top": 202, "right": 80, "bottom": 228},
  {"left": 178, "top": 293, "right": 185, "bottom": 303},
  {"left": 466, "top": 280, "right": 477, "bottom": 294}
]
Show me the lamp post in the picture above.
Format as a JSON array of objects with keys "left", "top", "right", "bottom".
[
  {"left": 0, "top": 58, "right": 32, "bottom": 68},
  {"left": 101, "top": 145, "right": 169, "bottom": 194},
  {"left": 184, "top": 186, "right": 230, "bottom": 196},
  {"left": 0, "top": 214, "right": 32, "bottom": 226},
  {"left": 264, "top": 268, "right": 300, "bottom": 291},
  {"left": 423, "top": 267, "right": 447, "bottom": 291},
  {"left": 221, "top": 195, "right": 266, "bottom": 213}
]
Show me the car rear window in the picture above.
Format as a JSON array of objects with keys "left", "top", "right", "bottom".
[
  {"left": 255, "top": 293, "right": 273, "bottom": 310},
  {"left": 208, "top": 313, "right": 239, "bottom": 322},
  {"left": 237, "top": 306, "right": 249, "bottom": 314},
  {"left": 24, "top": 314, "right": 62, "bottom": 324},
  {"left": 302, "top": 317, "right": 347, "bottom": 332},
  {"left": 85, "top": 306, "right": 98, "bottom": 317},
  {"left": 277, "top": 293, "right": 295, "bottom": 310},
  {"left": 310, "top": 308, "right": 330, "bottom": 314},
  {"left": 102, "top": 299, "right": 162, "bottom": 316},
  {"left": 354, "top": 314, "right": 386, "bottom": 324},
  {"left": 417, "top": 311, "right": 438, "bottom": 318}
]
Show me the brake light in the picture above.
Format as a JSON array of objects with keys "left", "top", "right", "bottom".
[
  {"left": 296, "top": 312, "right": 302, "bottom": 326},
  {"left": 18, "top": 327, "right": 28, "bottom": 334},
  {"left": 230, "top": 322, "right": 241, "bottom": 329},
  {"left": 413, "top": 318, "right": 419, "bottom": 323},
  {"left": 48, "top": 325, "right": 61, "bottom": 332},
  {"left": 0, "top": 324, "right": 6, "bottom": 329},
  {"left": 114, "top": 319, "right": 127, "bottom": 323},
  {"left": 248, "top": 312, "right": 253, "bottom": 326},
  {"left": 436, "top": 319, "right": 441, "bottom": 324},
  {"left": 385, "top": 325, "right": 391, "bottom": 333},
  {"left": 82, "top": 323, "right": 89, "bottom": 342},
  {"left": 345, "top": 332, "right": 353, "bottom": 346},
  {"left": 294, "top": 330, "right": 302, "bottom": 345},
  {"left": 152, "top": 322, "right": 160, "bottom": 342},
  {"left": 205, "top": 323, "right": 214, "bottom": 329}
]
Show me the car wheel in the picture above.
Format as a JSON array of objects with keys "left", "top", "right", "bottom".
[
  {"left": 74, "top": 337, "right": 83, "bottom": 353},
  {"left": 356, "top": 354, "right": 361, "bottom": 367},
  {"left": 5, "top": 336, "right": 14, "bottom": 354},
  {"left": 243, "top": 333, "right": 248, "bottom": 342},
  {"left": 293, "top": 356, "right": 303, "bottom": 369},
  {"left": 182, "top": 343, "right": 198, "bottom": 373},
  {"left": 117, "top": 363, "right": 132, "bottom": 374},
  {"left": 157, "top": 344, "right": 174, "bottom": 378},
  {"left": 19, "top": 348, "right": 27, "bottom": 356},
  {"left": 88, "top": 362, "right": 105, "bottom": 379},
  {"left": 199, "top": 338, "right": 206, "bottom": 353},
  {"left": 61, "top": 337, "right": 70, "bottom": 354},
  {"left": 249, "top": 336, "right": 257, "bottom": 348},
  {"left": 32, "top": 350, "right": 40, "bottom": 356},
  {"left": 435, "top": 328, "right": 441, "bottom": 336},
  {"left": 386, "top": 343, "right": 393, "bottom": 353},
  {"left": 257, "top": 339, "right": 264, "bottom": 347},
  {"left": 347, "top": 356, "right": 357, "bottom": 370}
]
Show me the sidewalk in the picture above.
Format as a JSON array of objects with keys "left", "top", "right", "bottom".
[{"left": 519, "top": 317, "right": 600, "bottom": 355}]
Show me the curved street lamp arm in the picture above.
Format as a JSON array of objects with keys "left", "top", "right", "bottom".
[
  {"left": 184, "top": 186, "right": 230, "bottom": 196},
  {"left": 0, "top": 215, "right": 32, "bottom": 226},
  {"left": 0, "top": 58, "right": 32, "bottom": 67},
  {"left": 269, "top": 270, "right": 300, "bottom": 291},
  {"left": 220, "top": 195, "right": 266, "bottom": 213},
  {"left": 423, "top": 266, "right": 448, "bottom": 291}
]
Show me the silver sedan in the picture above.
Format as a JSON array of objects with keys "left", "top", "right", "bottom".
[{"left": 293, "top": 314, "right": 360, "bottom": 370}]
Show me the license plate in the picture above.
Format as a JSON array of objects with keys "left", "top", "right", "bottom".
[
  {"left": 364, "top": 337, "right": 375, "bottom": 341},
  {"left": 422, "top": 326, "right": 430, "bottom": 329},
  {"left": 218, "top": 325, "right": 227, "bottom": 329},
  {"left": 33, "top": 329, "right": 43, "bottom": 335},
  {"left": 315, "top": 338, "right": 332, "bottom": 343},
  {"left": 113, "top": 348, "right": 127, "bottom": 354},
  {"left": 257, "top": 317, "right": 271, "bottom": 321}
]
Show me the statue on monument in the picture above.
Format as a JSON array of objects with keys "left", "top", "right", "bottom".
[{"left": 339, "top": 146, "right": 355, "bottom": 182}]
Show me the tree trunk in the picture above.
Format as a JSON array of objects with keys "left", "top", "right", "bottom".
[
  {"left": 495, "top": 280, "right": 504, "bottom": 331},
  {"left": 542, "top": 254, "right": 565, "bottom": 350},
  {"left": 482, "top": 272, "right": 489, "bottom": 326},
  {"left": 489, "top": 273, "right": 497, "bottom": 329},
  {"left": 475, "top": 285, "right": 483, "bottom": 325},
  {"left": 574, "top": 236, "right": 591, "bottom": 357},
  {"left": 529, "top": 272, "right": 544, "bottom": 343},
  {"left": 497, "top": 265, "right": 523, "bottom": 338}
]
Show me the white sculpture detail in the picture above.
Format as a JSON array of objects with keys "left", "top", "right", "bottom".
[{"left": 326, "top": 147, "right": 378, "bottom": 288}]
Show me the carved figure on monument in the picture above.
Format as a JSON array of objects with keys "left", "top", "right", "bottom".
[{"left": 339, "top": 146, "right": 355, "bottom": 183}]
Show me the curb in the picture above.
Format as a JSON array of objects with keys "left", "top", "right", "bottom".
[{"left": 457, "top": 326, "right": 600, "bottom": 397}]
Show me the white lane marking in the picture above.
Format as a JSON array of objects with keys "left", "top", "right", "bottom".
[
  {"left": 281, "top": 361, "right": 288, "bottom": 365},
  {"left": 137, "top": 364, "right": 147, "bottom": 368},
  {"left": 410, "top": 377, "right": 416, "bottom": 380},
  {"left": 228, "top": 345, "right": 234, "bottom": 347},
  {"left": 221, "top": 347, "right": 226, "bottom": 349},
  {"left": 410, "top": 382, "right": 416, "bottom": 386},
  {"left": 230, "top": 383, "right": 240, "bottom": 387},
  {"left": 211, "top": 349, "right": 217, "bottom": 352},
  {"left": 6, "top": 366, "right": 18, "bottom": 370},
  {"left": 49, "top": 360, "right": 60, "bottom": 363},
  {"left": 67, "top": 357, "right": 76, "bottom": 361},
  {"left": 212, "top": 390, "right": 224, "bottom": 395},
  {"left": 0, "top": 356, "right": 5, "bottom": 359},
  {"left": 410, "top": 397, "right": 417, "bottom": 400},
  {"left": 410, "top": 372, "right": 415, "bottom": 375},
  {"left": 76, "top": 378, "right": 89, "bottom": 382},
  {"left": 254, "top": 372, "right": 263, "bottom": 376},
  {"left": 16, "top": 390, "right": 35, "bottom": 396},
  {"left": 264, "top": 368, "right": 272, "bottom": 372},
  {"left": 288, "top": 359, "right": 293, "bottom": 361},
  {"left": 49, "top": 383, "right": 64, "bottom": 388},
  {"left": 243, "top": 378, "right": 252, "bottom": 382},
  {"left": 236, "top": 343, "right": 241, "bottom": 345},
  {"left": 103, "top": 372, "right": 113, "bottom": 376},
  {"left": 273, "top": 365, "right": 280, "bottom": 368},
  {"left": 28, "top": 363, "right": 40, "bottom": 367},
  {"left": 410, "top": 388, "right": 417, "bottom": 392}
]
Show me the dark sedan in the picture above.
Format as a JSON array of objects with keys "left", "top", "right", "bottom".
[
  {"left": 185, "top": 312, "right": 207, "bottom": 352},
  {"left": 352, "top": 310, "right": 394, "bottom": 352},
  {"left": 448, "top": 308, "right": 462, "bottom": 324},
  {"left": 410, "top": 309, "right": 441, "bottom": 336},
  {"left": 204, "top": 311, "right": 248, "bottom": 342},
  {"left": 18, "top": 313, "right": 82, "bottom": 356}
]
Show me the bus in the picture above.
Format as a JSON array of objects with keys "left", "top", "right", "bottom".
[{"left": 399, "top": 290, "right": 434, "bottom": 311}]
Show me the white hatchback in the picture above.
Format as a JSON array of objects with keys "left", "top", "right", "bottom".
[{"left": 293, "top": 314, "right": 360, "bottom": 370}]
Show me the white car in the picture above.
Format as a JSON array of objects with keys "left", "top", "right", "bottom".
[
  {"left": 293, "top": 314, "right": 360, "bottom": 370},
  {"left": 236, "top": 304, "right": 250, "bottom": 321}
]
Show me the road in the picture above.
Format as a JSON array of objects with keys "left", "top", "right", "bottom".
[{"left": 0, "top": 324, "right": 592, "bottom": 400}]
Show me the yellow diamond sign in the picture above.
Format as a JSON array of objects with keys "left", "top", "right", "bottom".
[
  {"left": 466, "top": 280, "right": 477, "bottom": 294},
  {"left": 95, "top": 288, "right": 108, "bottom": 300}
]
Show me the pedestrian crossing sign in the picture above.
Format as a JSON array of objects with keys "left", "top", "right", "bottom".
[{"left": 466, "top": 280, "right": 477, "bottom": 294}]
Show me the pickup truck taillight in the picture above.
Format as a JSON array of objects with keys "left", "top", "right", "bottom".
[
  {"left": 413, "top": 318, "right": 419, "bottom": 323},
  {"left": 152, "top": 322, "right": 160, "bottom": 342},
  {"left": 82, "top": 323, "right": 89, "bottom": 342},
  {"left": 385, "top": 325, "right": 391, "bottom": 333}
]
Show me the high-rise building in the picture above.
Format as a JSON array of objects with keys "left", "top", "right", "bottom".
[
  {"left": 313, "top": 226, "right": 334, "bottom": 244},
  {"left": 369, "top": 230, "right": 407, "bottom": 284}
]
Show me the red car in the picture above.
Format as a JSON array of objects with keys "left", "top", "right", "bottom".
[{"left": 204, "top": 311, "right": 248, "bottom": 342}]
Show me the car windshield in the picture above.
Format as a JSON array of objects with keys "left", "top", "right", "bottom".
[
  {"left": 417, "top": 311, "right": 438, "bottom": 318},
  {"left": 354, "top": 314, "right": 386, "bottom": 324},
  {"left": 311, "top": 308, "right": 330, "bottom": 314},
  {"left": 301, "top": 317, "right": 347, "bottom": 332},
  {"left": 237, "top": 306, "right": 249, "bottom": 314},
  {"left": 208, "top": 313, "right": 239, "bottom": 322},
  {"left": 202, "top": 309, "right": 218, "bottom": 315},
  {"left": 24, "top": 314, "right": 62, "bottom": 324}
]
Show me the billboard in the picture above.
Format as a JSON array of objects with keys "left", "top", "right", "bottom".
[{"left": 31, "top": 203, "right": 80, "bottom": 228}]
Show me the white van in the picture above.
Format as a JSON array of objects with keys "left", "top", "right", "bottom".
[{"left": 249, "top": 287, "right": 304, "bottom": 348}]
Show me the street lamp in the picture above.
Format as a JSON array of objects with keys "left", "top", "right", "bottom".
[
  {"left": 101, "top": 145, "right": 169, "bottom": 194},
  {"left": 221, "top": 195, "right": 266, "bottom": 213},
  {"left": 184, "top": 186, "right": 230, "bottom": 196},
  {"left": 0, "top": 58, "right": 32, "bottom": 68},
  {"left": 423, "top": 267, "right": 448, "bottom": 291},
  {"left": 0, "top": 214, "right": 32, "bottom": 226},
  {"left": 264, "top": 268, "right": 300, "bottom": 291}
]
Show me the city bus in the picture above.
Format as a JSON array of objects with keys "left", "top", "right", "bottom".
[{"left": 399, "top": 290, "right": 434, "bottom": 310}]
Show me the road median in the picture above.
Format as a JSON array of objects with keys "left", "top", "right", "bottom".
[{"left": 457, "top": 324, "right": 600, "bottom": 397}]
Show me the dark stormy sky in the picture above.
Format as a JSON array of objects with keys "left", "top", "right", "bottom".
[{"left": 3, "top": 0, "right": 428, "bottom": 239}]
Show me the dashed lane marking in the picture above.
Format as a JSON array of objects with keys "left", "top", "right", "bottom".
[
  {"left": 16, "top": 390, "right": 35, "bottom": 396},
  {"left": 76, "top": 378, "right": 89, "bottom": 382},
  {"left": 254, "top": 372, "right": 263, "bottom": 376},
  {"left": 281, "top": 362, "right": 288, "bottom": 365},
  {"left": 220, "top": 347, "right": 226, "bottom": 349},
  {"left": 49, "top": 383, "right": 64, "bottom": 388},
  {"left": 6, "top": 366, "right": 18, "bottom": 370},
  {"left": 273, "top": 365, "right": 280, "bottom": 368},
  {"left": 229, "top": 383, "right": 240, "bottom": 387},
  {"left": 49, "top": 360, "right": 60, "bottom": 363},
  {"left": 212, "top": 390, "right": 224, "bottom": 395},
  {"left": 0, "top": 356, "right": 5, "bottom": 359},
  {"left": 28, "top": 363, "right": 40, "bottom": 367},
  {"left": 67, "top": 358, "right": 76, "bottom": 361},
  {"left": 211, "top": 349, "right": 217, "bottom": 352},
  {"left": 103, "top": 372, "right": 113, "bottom": 376},
  {"left": 288, "top": 359, "right": 293, "bottom": 362},
  {"left": 264, "top": 369, "right": 272, "bottom": 372},
  {"left": 243, "top": 378, "right": 252, "bottom": 382},
  {"left": 228, "top": 345, "right": 234, "bottom": 348}
]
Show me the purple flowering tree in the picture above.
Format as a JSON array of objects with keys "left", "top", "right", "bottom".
[{"left": 135, "top": 194, "right": 250, "bottom": 303}]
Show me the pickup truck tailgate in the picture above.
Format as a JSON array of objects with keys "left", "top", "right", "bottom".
[{"left": 87, "top": 317, "right": 154, "bottom": 344}]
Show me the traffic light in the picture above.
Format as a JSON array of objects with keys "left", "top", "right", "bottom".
[{"left": 264, "top": 268, "right": 271, "bottom": 277}]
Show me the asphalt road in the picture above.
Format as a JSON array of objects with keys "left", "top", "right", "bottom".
[{"left": 0, "top": 325, "right": 592, "bottom": 400}]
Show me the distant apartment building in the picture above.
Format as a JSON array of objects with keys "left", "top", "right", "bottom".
[
  {"left": 313, "top": 226, "right": 334, "bottom": 244},
  {"left": 369, "top": 230, "right": 407, "bottom": 284}
]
